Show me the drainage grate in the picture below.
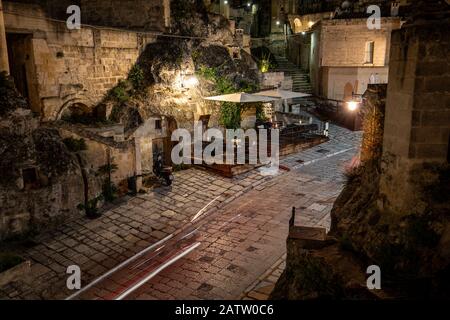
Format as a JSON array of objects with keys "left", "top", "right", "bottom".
[
  {"left": 246, "top": 246, "right": 258, "bottom": 252},
  {"left": 316, "top": 149, "right": 330, "bottom": 154},
  {"left": 296, "top": 159, "right": 305, "bottom": 164}
]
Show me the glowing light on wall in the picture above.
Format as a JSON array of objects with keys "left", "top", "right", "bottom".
[
  {"left": 183, "top": 76, "right": 199, "bottom": 88},
  {"left": 175, "top": 72, "right": 199, "bottom": 90},
  {"left": 347, "top": 101, "right": 360, "bottom": 112}
]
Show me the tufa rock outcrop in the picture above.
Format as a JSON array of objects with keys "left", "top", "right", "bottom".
[{"left": 0, "top": 73, "right": 85, "bottom": 240}]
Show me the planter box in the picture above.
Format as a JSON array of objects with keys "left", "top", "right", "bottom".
[{"left": 0, "top": 260, "right": 31, "bottom": 287}]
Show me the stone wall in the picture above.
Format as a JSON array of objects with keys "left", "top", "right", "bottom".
[
  {"left": 287, "top": 33, "right": 310, "bottom": 70},
  {"left": 380, "top": 15, "right": 450, "bottom": 213},
  {"left": 320, "top": 18, "right": 400, "bottom": 67},
  {"left": 4, "top": 1, "right": 158, "bottom": 121},
  {"left": 5, "top": 0, "right": 169, "bottom": 31},
  {"left": 0, "top": 106, "right": 85, "bottom": 240},
  {"left": 57, "top": 124, "right": 138, "bottom": 198},
  {"left": 80, "top": 0, "right": 170, "bottom": 31},
  {"left": 307, "top": 18, "right": 401, "bottom": 99}
]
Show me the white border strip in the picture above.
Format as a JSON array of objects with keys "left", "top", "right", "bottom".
[{"left": 65, "top": 234, "right": 174, "bottom": 300}]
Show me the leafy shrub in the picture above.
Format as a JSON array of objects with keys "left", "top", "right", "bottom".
[
  {"left": 220, "top": 102, "right": 242, "bottom": 129},
  {"left": 102, "top": 180, "right": 118, "bottom": 203},
  {"left": 110, "top": 80, "right": 130, "bottom": 103},
  {"left": 256, "top": 104, "right": 268, "bottom": 122},
  {"left": 251, "top": 47, "right": 278, "bottom": 71},
  {"left": 128, "top": 65, "right": 144, "bottom": 89}
]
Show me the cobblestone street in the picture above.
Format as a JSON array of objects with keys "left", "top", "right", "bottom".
[{"left": 0, "top": 124, "right": 361, "bottom": 300}]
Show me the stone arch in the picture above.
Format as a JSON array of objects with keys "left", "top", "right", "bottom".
[
  {"left": 294, "top": 18, "right": 302, "bottom": 33},
  {"left": 57, "top": 100, "right": 91, "bottom": 121}
]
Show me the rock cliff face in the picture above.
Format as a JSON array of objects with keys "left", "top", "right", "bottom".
[
  {"left": 271, "top": 84, "right": 450, "bottom": 300},
  {"left": 0, "top": 74, "right": 84, "bottom": 240},
  {"left": 98, "top": 3, "right": 260, "bottom": 132}
]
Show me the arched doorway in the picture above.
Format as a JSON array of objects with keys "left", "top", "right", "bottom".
[
  {"left": 294, "top": 18, "right": 302, "bottom": 33},
  {"left": 59, "top": 102, "right": 91, "bottom": 122}
]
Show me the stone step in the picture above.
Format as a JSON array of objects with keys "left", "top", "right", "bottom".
[{"left": 272, "top": 55, "right": 313, "bottom": 94}]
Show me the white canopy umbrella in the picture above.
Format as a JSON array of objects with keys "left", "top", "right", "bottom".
[
  {"left": 254, "top": 89, "right": 311, "bottom": 113},
  {"left": 254, "top": 89, "right": 311, "bottom": 99},
  {"left": 204, "top": 92, "right": 278, "bottom": 103}
]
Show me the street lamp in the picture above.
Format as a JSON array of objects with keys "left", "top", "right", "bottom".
[{"left": 347, "top": 101, "right": 359, "bottom": 112}]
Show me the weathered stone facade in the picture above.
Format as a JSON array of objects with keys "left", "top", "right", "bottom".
[
  {"left": 380, "top": 9, "right": 450, "bottom": 214},
  {"left": 0, "top": 0, "right": 261, "bottom": 241},
  {"left": 311, "top": 18, "right": 401, "bottom": 100},
  {"left": 4, "top": 1, "right": 159, "bottom": 121},
  {"left": 0, "top": 75, "right": 85, "bottom": 240}
]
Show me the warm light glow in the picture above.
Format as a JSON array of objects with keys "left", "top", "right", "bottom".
[
  {"left": 176, "top": 73, "right": 199, "bottom": 89},
  {"left": 302, "top": 31, "right": 306, "bottom": 35},
  {"left": 347, "top": 101, "right": 359, "bottom": 112},
  {"left": 308, "top": 21, "right": 314, "bottom": 28},
  {"left": 183, "top": 76, "right": 199, "bottom": 88},
  {"left": 276, "top": 20, "right": 280, "bottom": 26}
]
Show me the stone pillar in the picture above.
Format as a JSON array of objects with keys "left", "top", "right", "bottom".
[
  {"left": 0, "top": 0, "right": 10, "bottom": 74},
  {"left": 380, "top": 0, "right": 450, "bottom": 213},
  {"left": 163, "top": 0, "right": 171, "bottom": 29}
]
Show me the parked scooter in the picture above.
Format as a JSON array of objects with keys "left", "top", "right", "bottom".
[{"left": 153, "top": 154, "right": 174, "bottom": 186}]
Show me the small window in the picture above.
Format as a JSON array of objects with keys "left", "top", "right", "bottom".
[
  {"left": 22, "top": 168, "right": 39, "bottom": 189},
  {"left": 364, "top": 41, "right": 375, "bottom": 64},
  {"left": 155, "top": 119, "right": 162, "bottom": 130}
]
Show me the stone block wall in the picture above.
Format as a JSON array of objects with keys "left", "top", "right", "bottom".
[
  {"left": 5, "top": 0, "right": 169, "bottom": 31},
  {"left": 80, "top": 0, "right": 169, "bottom": 31},
  {"left": 59, "top": 126, "right": 137, "bottom": 197},
  {"left": 0, "top": 173, "right": 85, "bottom": 239},
  {"left": 320, "top": 18, "right": 401, "bottom": 67},
  {"left": 307, "top": 17, "right": 400, "bottom": 99},
  {"left": 4, "top": 2, "right": 158, "bottom": 121},
  {"left": 380, "top": 17, "right": 450, "bottom": 213}
]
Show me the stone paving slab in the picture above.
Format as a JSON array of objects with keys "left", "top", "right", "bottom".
[
  {"left": 0, "top": 169, "right": 275, "bottom": 299},
  {"left": 0, "top": 124, "right": 361, "bottom": 300},
  {"left": 125, "top": 147, "right": 356, "bottom": 300}
]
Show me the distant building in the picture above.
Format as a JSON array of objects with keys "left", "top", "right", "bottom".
[{"left": 285, "top": 0, "right": 411, "bottom": 100}]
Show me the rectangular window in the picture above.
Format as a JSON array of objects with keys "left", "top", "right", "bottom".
[
  {"left": 365, "top": 41, "right": 375, "bottom": 64},
  {"left": 22, "top": 167, "right": 39, "bottom": 189},
  {"left": 155, "top": 119, "right": 162, "bottom": 130}
]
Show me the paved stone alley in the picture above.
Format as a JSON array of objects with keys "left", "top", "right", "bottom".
[{"left": 0, "top": 124, "right": 361, "bottom": 300}]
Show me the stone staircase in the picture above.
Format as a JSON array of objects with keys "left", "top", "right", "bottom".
[{"left": 273, "top": 56, "right": 313, "bottom": 95}]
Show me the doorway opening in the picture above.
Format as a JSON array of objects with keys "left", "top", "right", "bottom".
[{"left": 6, "top": 33, "right": 39, "bottom": 113}]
